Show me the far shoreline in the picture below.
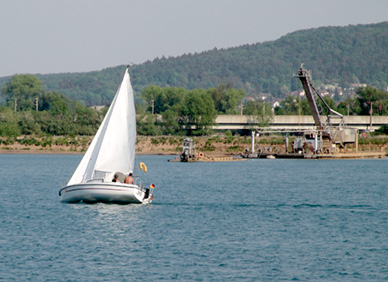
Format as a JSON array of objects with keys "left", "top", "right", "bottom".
[
  {"left": 1, "top": 135, "right": 387, "bottom": 158},
  {"left": 0, "top": 148, "right": 179, "bottom": 156}
]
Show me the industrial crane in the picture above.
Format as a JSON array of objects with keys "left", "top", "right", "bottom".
[{"left": 294, "top": 65, "right": 357, "bottom": 154}]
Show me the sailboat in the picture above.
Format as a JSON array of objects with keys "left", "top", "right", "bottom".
[{"left": 59, "top": 67, "right": 154, "bottom": 204}]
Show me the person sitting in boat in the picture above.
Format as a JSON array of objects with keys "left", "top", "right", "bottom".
[
  {"left": 112, "top": 174, "right": 119, "bottom": 183},
  {"left": 124, "top": 172, "right": 135, "bottom": 185}
]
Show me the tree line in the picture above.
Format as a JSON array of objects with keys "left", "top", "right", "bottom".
[
  {"left": 138, "top": 84, "right": 388, "bottom": 135},
  {"left": 0, "top": 74, "right": 272, "bottom": 137},
  {"left": 1, "top": 74, "right": 388, "bottom": 138},
  {"left": 0, "top": 74, "right": 102, "bottom": 137},
  {"left": 136, "top": 83, "right": 274, "bottom": 136}
]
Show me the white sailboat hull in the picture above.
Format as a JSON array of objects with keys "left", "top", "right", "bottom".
[{"left": 59, "top": 183, "right": 152, "bottom": 204}]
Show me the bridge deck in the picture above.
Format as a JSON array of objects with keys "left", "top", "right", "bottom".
[{"left": 213, "top": 115, "right": 387, "bottom": 131}]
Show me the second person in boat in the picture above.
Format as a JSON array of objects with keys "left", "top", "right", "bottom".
[{"left": 124, "top": 172, "right": 135, "bottom": 185}]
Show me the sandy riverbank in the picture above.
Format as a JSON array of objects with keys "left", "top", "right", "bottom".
[
  {"left": 0, "top": 136, "right": 248, "bottom": 156},
  {"left": 0, "top": 136, "right": 387, "bottom": 158}
]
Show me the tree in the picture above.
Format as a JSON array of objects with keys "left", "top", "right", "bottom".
[
  {"left": 337, "top": 96, "right": 360, "bottom": 115},
  {"left": 136, "top": 113, "right": 162, "bottom": 136},
  {"left": 2, "top": 74, "right": 43, "bottom": 111},
  {"left": 243, "top": 100, "right": 273, "bottom": 126},
  {"left": 243, "top": 100, "right": 259, "bottom": 115},
  {"left": 141, "top": 85, "right": 186, "bottom": 114},
  {"left": 0, "top": 107, "right": 21, "bottom": 136},
  {"left": 161, "top": 107, "right": 183, "bottom": 135},
  {"left": 40, "top": 91, "right": 71, "bottom": 116},
  {"left": 18, "top": 111, "right": 41, "bottom": 135},
  {"left": 71, "top": 101, "right": 101, "bottom": 135},
  {"left": 181, "top": 89, "right": 217, "bottom": 136},
  {"left": 208, "top": 83, "right": 246, "bottom": 114},
  {"left": 140, "top": 85, "right": 163, "bottom": 114},
  {"left": 356, "top": 86, "right": 388, "bottom": 115},
  {"left": 275, "top": 95, "right": 299, "bottom": 115}
]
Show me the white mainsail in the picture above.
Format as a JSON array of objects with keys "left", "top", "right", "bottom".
[{"left": 67, "top": 68, "right": 136, "bottom": 185}]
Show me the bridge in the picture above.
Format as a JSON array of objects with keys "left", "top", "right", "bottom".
[{"left": 213, "top": 115, "right": 388, "bottom": 131}]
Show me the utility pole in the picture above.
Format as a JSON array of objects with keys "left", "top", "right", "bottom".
[
  {"left": 369, "top": 101, "right": 373, "bottom": 131},
  {"left": 151, "top": 100, "right": 155, "bottom": 115},
  {"left": 298, "top": 92, "right": 301, "bottom": 126},
  {"left": 262, "top": 96, "right": 266, "bottom": 117},
  {"left": 14, "top": 98, "right": 17, "bottom": 112},
  {"left": 35, "top": 97, "right": 39, "bottom": 112},
  {"left": 240, "top": 100, "right": 243, "bottom": 115}
]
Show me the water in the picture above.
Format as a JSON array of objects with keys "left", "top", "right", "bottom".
[{"left": 1, "top": 154, "right": 387, "bottom": 281}]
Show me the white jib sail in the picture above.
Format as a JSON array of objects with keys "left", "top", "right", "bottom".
[{"left": 67, "top": 68, "right": 136, "bottom": 185}]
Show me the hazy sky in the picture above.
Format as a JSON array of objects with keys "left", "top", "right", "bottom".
[{"left": 1, "top": 0, "right": 387, "bottom": 77}]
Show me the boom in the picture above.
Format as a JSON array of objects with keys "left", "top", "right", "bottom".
[{"left": 295, "top": 65, "right": 344, "bottom": 130}]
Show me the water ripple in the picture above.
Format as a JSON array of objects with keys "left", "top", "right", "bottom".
[{"left": 1, "top": 155, "right": 387, "bottom": 281}]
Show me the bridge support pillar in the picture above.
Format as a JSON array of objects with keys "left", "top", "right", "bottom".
[{"left": 251, "top": 131, "right": 255, "bottom": 153}]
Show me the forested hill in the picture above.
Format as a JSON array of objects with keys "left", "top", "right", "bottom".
[{"left": 2, "top": 21, "right": 388, "bottom": 106}]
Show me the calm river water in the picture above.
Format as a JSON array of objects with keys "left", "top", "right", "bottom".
[{"left": 1, "top": 154, "right": 387, "bottom": 281}]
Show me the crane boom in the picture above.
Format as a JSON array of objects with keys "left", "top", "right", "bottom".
[
  {"left": 295, "top": 67, "right": 323, "bottom": 129},
  {"left": 295, "top": 65, "right": 344, "bottom": 130}
]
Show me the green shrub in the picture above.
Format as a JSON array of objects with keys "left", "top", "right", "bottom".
[
  {"left": 227, "top": 145, "right": 242, "bottom": 152},
  {"left": 18, "top": 137, "right": 40, "bottom": 146},
  {"left": 169, "top": 137, "right": 182, "bottom": 145},
  {"left": 159, "top": 137, "right": 168, "bottom": 144},
  {"left": 223, "top": 136, "right": 235, "bottom": 144},
  {"left": 375, "top": 125, "right": 388, "bottom": 135},
  {"left": 54, "top": 137, "right": 68, "bottom": 146},
  {"left": 68, "top": 138, "right": 78, "bottom": 146},
  {"left": 41, "top": 137, "right": 53, "bottom": 147},
  {"left": 2, "top": 138, "right": 15, "bottom": 145}
]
